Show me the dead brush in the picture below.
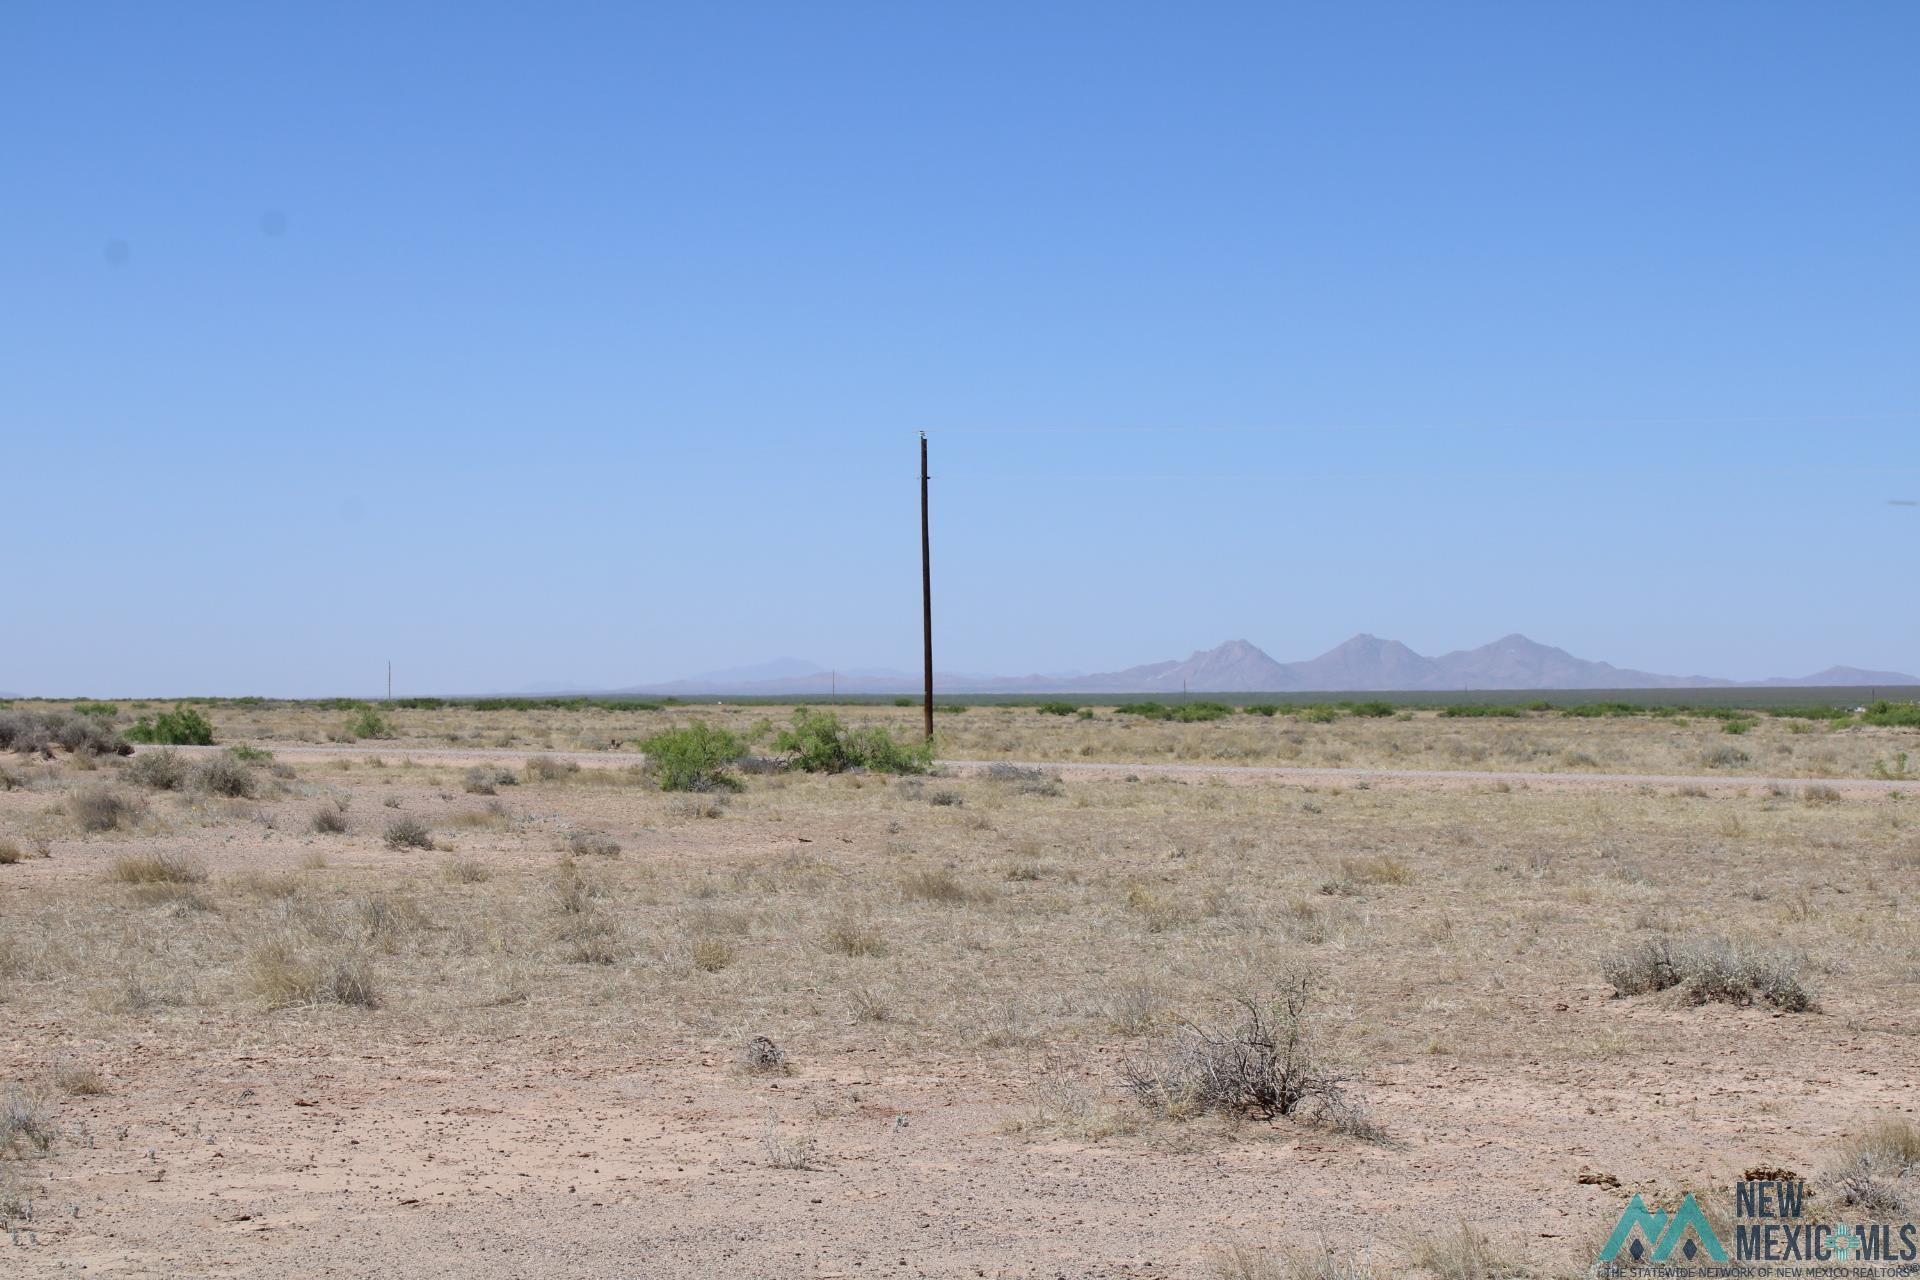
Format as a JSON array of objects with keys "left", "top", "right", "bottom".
[
  {"left": 462, "top": 765, "right": 518, "bottom": 795},
  {"left": 566, "top": 829, "right": 622, "bottom": 858},
  {"left": 1602, "top": 934, "right": 1815, "bottom": 1011},
  {"left": 1120, "top": 976, "right": 1379, "bottom": 1138},
  {"left": 0, "top": 1089, "right": 56, "bottom": 1158},
  {"left": 983, "top": 762, "right": 1065, "bottom": 794},
  {"left": 382, "top": 814, "right": 433, "bottom": 850},
  {"left": 738, "top": 1034, "right": 790, "bottom": 1075},
  {"left": 759, "top": 1113, "right": 821, "bottom": 1170},
  {"left": 310, "top": 798, "right": 350, "bottom": 834},
  {"left": 0, "top": 839, "right": 24, "bottom": 866},
  {"left": 190, "top": 751, "right": 257, "bottom": 798},
  {"left": 125, "top": 749, "right": 190, "bottom": 791},
  {"left": 68, "top": 785, "right": 145, "bottom": 832}
]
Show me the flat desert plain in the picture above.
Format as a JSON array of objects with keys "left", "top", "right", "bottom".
[{"left": 3, "top": 700, "right": 1919, "bottom": 1278}]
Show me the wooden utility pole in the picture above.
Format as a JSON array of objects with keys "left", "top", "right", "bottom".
[{"left": 920, "top": 433, "right": 934, "bottom": 742}]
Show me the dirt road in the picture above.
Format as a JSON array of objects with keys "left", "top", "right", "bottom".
[{"left": 162, "top": 743, "right": 1912, "bottom": 798}]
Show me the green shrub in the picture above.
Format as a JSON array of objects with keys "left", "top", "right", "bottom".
[
  {"left": 1241, "top": 704, "right": 1283, "bottom": 717},
  {"left": 1862, "top": 701, "right": 1920, "bottom": 728},
  {"left": 1722, "top": 718, "right": 1754, "bottom": 735},
  {"left": 1169, "top": 701, "right": 1233, "bottom": 722},
  {"left": 1561, "top": 702, "right": 1638, "bottom": 719},
  {"left": 1772, "top": 705, "right": 1852, "bottom": 721},
  {"left": 1349, "top": 701, "right": 1396, "bottom": 718},
  {"left": 772, "top": 709, "right": 931, "bottom": 775},
  {"left": 1440, "top": 704, "right": 1526, "bottom": 718},
  {"left": 346, "top": 708, "right": 392, "bottom": 740},
  {"left": 1297, "top": 705, "right": 1340, "bottom": 724},
  {"left": 72, "top": 702, "right": 118, "bottom": 719},
  {"left": 893, "top": 697, "right": 915, "bottom": 707},
  {"left": 642, "top": 722, "right": 746, "bottom": 792},
  {"left": 1036, "top": 702, "right": 1078, "bottom": 716},
  {"left": 1115, "top": 702, "right": 1170, "bottom": 719},
  {"left": 124, "top": 704, "right": 215, "bottom": 746}
]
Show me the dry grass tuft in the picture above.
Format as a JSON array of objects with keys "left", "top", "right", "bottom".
[
  {"left": 1602, "top": 934, "right": 1815, "bottom": 1011},
  {"left": 1828, "top": 1116, "right": 1920, "bottom": 1214},
  {"left": 759, "top": 1115, "right": 821, "bottom": 1170},
  {"left": 1339, "top": 855, "right": 1413, "bottom": 886},
  {"left": 242, "top": 938, "right": 380, "bottom": 1009},
  {"left": 900, "top": 866, "right": 994, "bottom": 906},
  {"left": 450, "top": 800, "right": 514, "bottom": 831},
  {"left": 106, "top": 852, "right": 206, "bottom": 885},
  {"left": 1406, "top": 1221, "right": 1524, "bottom": 1279},
  {"left": 442, "top": 857, "right": 491, "bottom": 884},
  {"left": 566, "top": 829, "right": 622, "bottom": 858},
  {"left": 822, "top": 915, "right": 889, "bottom": 957},
  {"left": 463, "top": 765, "right": 519, "bottom": 795},
  {"left": 190, "top": 751, "right": 257, "bottom": 798},
  {"left": 383, "top": 815, "right": 433, "bottom": 850},
  {"left": 1207, "top": 1240, "right": 1379, "bottom": 1280},
  {"left": 0, "top": 838, "right": 23, "bottom": 866},
  {"left": 523, "top": 755, "right": 580, "bottom": 783},
  {"left": 53, "top": 1065, "right": 108, "bottom": 1096},
  {"left": 689, "top": 934, "right": 737, "bottom": 972}
]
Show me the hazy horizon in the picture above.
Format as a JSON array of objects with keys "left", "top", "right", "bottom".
[{"left": 7, "top": 4, "right": 1917, "bottom": 698}]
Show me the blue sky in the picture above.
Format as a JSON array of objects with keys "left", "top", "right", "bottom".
[{"left": 4, "top": 2, "right": 1915, "bottom": 697}]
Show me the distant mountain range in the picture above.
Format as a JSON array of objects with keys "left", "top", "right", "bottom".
[{"left": 622, "top": 635, "right": 1918, "bottom": 696}]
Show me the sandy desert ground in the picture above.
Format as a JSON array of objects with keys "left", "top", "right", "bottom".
[{"left": 4, "top": 699, "right": 1919, "bottom": 1278}]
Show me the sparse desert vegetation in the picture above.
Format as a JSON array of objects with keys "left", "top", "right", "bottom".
[{"left": 1, "top": 698, "right": 1917, "bottom": 1273}]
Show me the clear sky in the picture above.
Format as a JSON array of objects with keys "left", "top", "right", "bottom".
[{"left": 4, "top": 2, "right": 1916, "bottom": 697}]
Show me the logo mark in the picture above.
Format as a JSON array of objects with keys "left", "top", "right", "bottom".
[{"left": 1597, "top": 1193, "right": 1728, "bottom": 1263}]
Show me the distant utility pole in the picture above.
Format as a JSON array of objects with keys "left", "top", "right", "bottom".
[{"left": 920, "top": 432, "right": 934, "bottom": 742}]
